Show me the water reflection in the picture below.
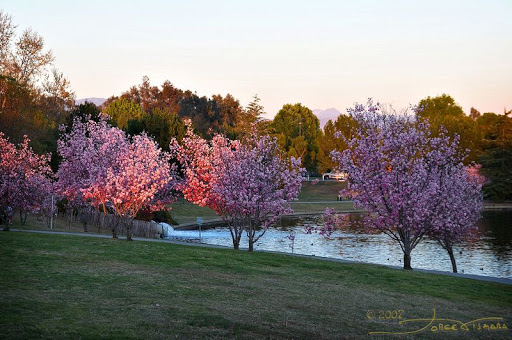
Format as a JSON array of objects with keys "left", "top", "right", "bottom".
[
  {"left": 479, "top": 211, "right": 512, "bottom": 261},
  {"left": 167, "top": 211, "right": 512, "bottom": 279}
]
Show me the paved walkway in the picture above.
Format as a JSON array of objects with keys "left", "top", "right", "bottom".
[{"left": 8, "top": 228, "right": 512, "bottom": 286}]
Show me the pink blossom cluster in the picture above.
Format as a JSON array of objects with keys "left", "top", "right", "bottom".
[
  {"left": 57, "top": 119, "right": 176, "bottom": 239},
  {"left": 0, "top": 133, "right": 53, "bottom": 222},
  {"left": 426, "top": 162, "right": 483, "bottom": 272},
  {"left": 170, "top": 130, "right": 234, "bottom": 212},
  {"left": 172, "top": 129, "right": 305, "bottom": 250},
  {"left": 327, "top": 99, "right": 483, "bottom": 270}
]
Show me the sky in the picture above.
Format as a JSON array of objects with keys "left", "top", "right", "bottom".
[{"left": 2, "top": 0, "right": 511, "bottom": 119}]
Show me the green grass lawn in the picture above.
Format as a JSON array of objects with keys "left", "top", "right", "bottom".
[
  {"left": 1, "top": 231, "right": 511, "bottom": 339},
  {"left": 171, "top": 180, "right": 349, "bottom": 224},
  {"left": 171, "top": 199, "right": 219, "bottom": 224},
  {"left": 290, "top": 201, "right": 357, "bottom": 214},
  {"left": 298, "top": 180, "right": 347, "bottom": 201}
]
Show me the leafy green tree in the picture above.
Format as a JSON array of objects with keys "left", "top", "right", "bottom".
[
  {"left": 126, "top": 108, "right": 186, "bottom": 151},
  {"left": 0, "top": 74, "right": 35, "bottom": 141},
  {"left": 479, "top": 148, "right": 512, "bottom": 201},
  {"left": 0, "top": 10, "right": 53, "bottom": 86},
  {"left": 417, "top": 94, "right": 465, "bottom": 117},
  {"left": 290, "top": 135, "right": 308, "bottom": 160},
  {"left": 64, "top": 102, "right": 102, "bottom": 130},
  {"left": 235, "top": 94, "right": 267, "bottom": 138},
  {"left": 246, "top": 94, "right": 265, "bottom": 120},
  {"left": 477, "top": 112, "right": 512, "bottom": 201},
  {"left": 416, "top": 94, "right": 482, "bottom": 163},
  {"left": 470, "top": 107, "right": 481, "bottom": 120},
  {"left": 178, "top": 93, "right": 216, "bottom": 138},
  {"left": 271, "top": 103, "right": 320, "bottom": 173},
  {"left": 0, "top": 11, "right": 73, "bottom": 162},
  {"left": 103, "top": 98, "right": 144, "bottom": 129},
  {"left": 212, "top": 93, "right": 243, "bottom": 139},
  {"left": 317, "top": 114, "right": 358, "bottom": 174},
  {"left": 143, "top": 108, "right": 186, "bottom": 151},
  {"left": 102, "top": 77, "right": 251, "bottom": 139},
  {"left": 103, "top": 77, "right": 184, "bottom": 115}
]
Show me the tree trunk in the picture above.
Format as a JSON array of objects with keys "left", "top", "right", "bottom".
[
  {"left": 111, "top": 221, "right": 118, "bottom": 239},
  {"left": 3, "top": 208, "right": 12, "bottom": 231},
  {"left": 248, "top": 239, "right": 254, "bottom": 252},
  {"left": 447, "top": 247, "right": 458, "bottom": 273},
  {"left": 403, "top": 252, "right": 412, "bottom": 270},
  {"left": 230, "top": 224, "right": 242, "bottom": 250},
  {"left": 126, "top": 224, "right": 133, "bottom": 241},
  {"left": 232, "top": 233, "right": 241, "bottom": 250}
]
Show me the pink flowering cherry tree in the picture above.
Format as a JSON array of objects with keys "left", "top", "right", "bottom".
[
  {"left": 172, "top": 132, "right": 246, "bottom": 248},
  {"left": 58, "top": 119, "right": 176, "bottom": 239},
  {"left": 428, "top": 165, "right": 483, "bottom": 272},
  {"left": 0, "top": 133, "right": 53, "bottom": 229},
  {"left": 172, "top": 130, "right": 304, "bottom": 250},
  {"left": 105, "top": 133, "right": 176, "bottom": 241},
  {"left": 57, "top": 118, "right": 127, "bottom": 236},
  {"left": 213, "top": 134, "right": 304, "bottom": 251},
  {"left": 170, "top": 128, "right": 228, "bottom": 212},
  {"left": 329, "top": 99, "right": 481, "bottom": 270}
]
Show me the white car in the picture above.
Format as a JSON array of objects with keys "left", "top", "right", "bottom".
[{"left": 323, "top": 172, "right": 348, "bottom": 181}]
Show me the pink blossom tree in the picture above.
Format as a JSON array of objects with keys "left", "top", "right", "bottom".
[
  {"left": 105, "top": 133, "right": 176, "bottom": 241},
  {"left": 172, "top": 130, "right": 304, "bottom": 250},
  {"left": 57, "top": 118, "right": 127, "bottom": 236},
  {"left": 0, "top": 133, "right": 53, "bottom": 229},
  {"left": 428, "top": 165, "right": 483, "bottom": 272},
  {"left": 213, "top": 134, "right": 304, "bottom": 251},
  {"left": 170, "top": 129, "right": 228, "bottom": 212},
  {"left": 58, "top": 119, "right": 176, "bottom": 239},
  {"left": 331, "top": 99, "right": 481, "bottom": 270}
]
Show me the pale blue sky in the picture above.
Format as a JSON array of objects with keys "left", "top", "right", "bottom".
[{"left": 3, "top": 0, "right": 511, "bottom": 118}]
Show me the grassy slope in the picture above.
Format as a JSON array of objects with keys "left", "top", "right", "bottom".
[{"left": 1, "top": 232, "right": 511, "bottom": 339}]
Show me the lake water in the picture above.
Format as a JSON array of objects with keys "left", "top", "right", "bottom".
[{"left": 166, "top": 211, "right": 512, "bottom": 279}]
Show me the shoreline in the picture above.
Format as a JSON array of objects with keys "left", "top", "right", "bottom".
[
  {"left": 173, "top": 203, "right": 510, "bottom": 230},
  {"left": 483, "top": 202, "right": 512, "bottom": 210}
]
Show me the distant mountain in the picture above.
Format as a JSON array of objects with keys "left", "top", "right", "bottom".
[
  {"left": 312, "top": 108, "right": 342, "bottom": 128},
  {"left": 75, "top": 97, "right": 107, "bottom": 107}
]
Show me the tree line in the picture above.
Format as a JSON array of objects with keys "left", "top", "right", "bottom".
[{"left": 1, "top": 9, "right": 510, "bottom": 202}]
